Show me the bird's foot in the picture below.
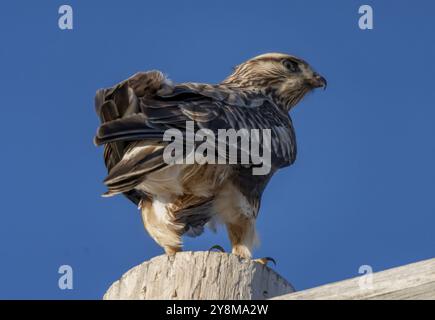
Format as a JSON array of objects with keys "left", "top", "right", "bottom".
[
  {"left": 164, "top": 246, "right": 181, "bottom": 256},
  {"left": 253, "top": 257, "right": 276, "bottom": 267},
  {"left": 208, "top": 245, "right": 226, "bottom": 253}
]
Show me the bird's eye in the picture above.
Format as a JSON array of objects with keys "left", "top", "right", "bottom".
[{"left": 283, "top": 60, "right": 299, "bottom": 73}]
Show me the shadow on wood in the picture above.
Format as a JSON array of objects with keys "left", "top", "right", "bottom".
[{"left": 104, "top": 251, "right": 294, "bottom": 300}]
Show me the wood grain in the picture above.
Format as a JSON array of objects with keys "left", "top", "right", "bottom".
[
  {"left": 104, "top": 251, "right": 294, "bottom": 300},
  {"left": 273, "top": 257, "right": 435, "bottom": 300}
]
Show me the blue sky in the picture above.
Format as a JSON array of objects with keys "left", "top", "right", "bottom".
[{"left": 0, "top": 1, "right": 434, "bottom": 299}]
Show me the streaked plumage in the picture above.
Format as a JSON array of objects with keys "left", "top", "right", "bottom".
[{"left": 94, "top": 53, "right": 326, "bottom": 258}]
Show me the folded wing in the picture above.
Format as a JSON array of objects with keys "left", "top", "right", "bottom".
[{"left": 94, "top": 72, "right": 297, "bottom": 200}]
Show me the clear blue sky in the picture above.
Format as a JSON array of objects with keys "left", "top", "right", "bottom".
[{"left": 0, "top": 1, "right": 434, "bottom": 299}]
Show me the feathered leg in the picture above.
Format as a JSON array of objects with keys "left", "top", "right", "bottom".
[
  {"left": 139, "top": 199, "right": 184, "bottom": 255},
  {"left": 226, "top": 217, "right": 257, "bottom": 259}
]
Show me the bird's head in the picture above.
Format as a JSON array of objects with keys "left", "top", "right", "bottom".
[{"left": 222, "top": 53, "right": 326, "bottom": 111}]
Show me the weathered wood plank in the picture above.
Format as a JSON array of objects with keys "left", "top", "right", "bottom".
[
  {"left": 273, "top": 258, "right": 435, "bottom": 300},
  {"left": 104, "top": 251, "right": 294, "bottom": 300}
]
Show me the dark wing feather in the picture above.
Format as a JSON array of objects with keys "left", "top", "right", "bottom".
[
  {"left": 95, "top": 82, "right": 297, "bottom": 169},
  {"left": 95, "top": 71, "right": 168, "bottom": 204},
  {"left": 94, "top": 75, "right": 297, "bottom": 203}
]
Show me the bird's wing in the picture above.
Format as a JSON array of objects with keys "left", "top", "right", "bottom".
[
  {"left": 94, "top": 79, "right": 297, "bottom": 195},
  {"left": 95, "top": 71, "right": 169, "bottom": 203}
]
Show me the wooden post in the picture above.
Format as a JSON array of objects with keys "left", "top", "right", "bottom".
[
  {"left": 104, "top": 251, "right": 294, "bottom": 300},
  {"left": 273, "top": 257, "right": 435, "bottom": 300}
]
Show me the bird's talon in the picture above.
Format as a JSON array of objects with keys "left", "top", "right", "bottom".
[
  {"left": 208, "top": 245, "right": 226, "bottom": 253},
  {"left": 254, "top": 257, "right": 276, "bottom": 266}
]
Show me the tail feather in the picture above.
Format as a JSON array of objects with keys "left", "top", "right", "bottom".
[
  {"left": 104, "top": 147, "right": 166, "bottom": 184},
  {"left": 94, "top": 113, "right": 167, "bottom": 146},
  {"left": 94, "top": 71, "right": 176, "bottom": 202},
  {"left": 174, "top": 200, "right": 215, "bottom": 238}
]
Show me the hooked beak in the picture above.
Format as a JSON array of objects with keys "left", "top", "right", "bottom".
[{"left": 308, "top": 73, "right": 327, "bottom": 90}]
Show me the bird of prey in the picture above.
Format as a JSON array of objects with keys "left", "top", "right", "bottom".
[{"left": 94, "top": 53, "right": 326, "bottom": 261}]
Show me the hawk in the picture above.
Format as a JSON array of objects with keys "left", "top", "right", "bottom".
[{"left": 94, "top": 53, "right": 326, "bottom": 261}]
